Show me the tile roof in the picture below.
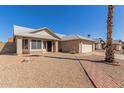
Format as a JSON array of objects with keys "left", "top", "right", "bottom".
[
  {"left": 113, "top": 40, "right": 122, "bottom": 44},
  {"left": 93, "top": 38, "right": 105, "bottom": 43},
  {"left": 13, "top": 25, "right": 60, "bottom": 40},
  {"left": 14, "top": 25, "right": 95, "bottom": 42},
  {"left": 61, "top": 34, "right": 95, "bottom": 42}
]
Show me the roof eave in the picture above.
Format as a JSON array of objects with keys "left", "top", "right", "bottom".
[
  {"left": 61, "top": 38, "right": 95, "bottom": 42},
  {"left": 14, "top": 35, "right": 60, "bottom": 40}
]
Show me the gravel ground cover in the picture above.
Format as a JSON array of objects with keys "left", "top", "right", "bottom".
[{"left": 0, "top": 53, "right": 94, "bottom": 88}]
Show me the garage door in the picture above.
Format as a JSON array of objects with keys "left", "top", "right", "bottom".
[{"left": 82, "top": 44, "right": 92, "bottom": 53}]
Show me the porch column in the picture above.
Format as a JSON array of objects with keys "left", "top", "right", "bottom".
[
  {"left": 79, "top": 41, "right": 82, "bottom": 53},
  {"left": 52, "top": 41, "right": 54, "bottom": 52},
  {"left": 29, "top": 39, "right": 31, "bottom": 52},
  {"left": 46, "top": 41, "right": 48, "bottom": 52},
  {"left": 16, "top": 37, "right": 22, "bottom": 55},
  {"left": 92, "top": 43, "right": 95, "bottom": 52},
  {"left": 41, "top": 40, "right": 44, "bottom": 51},
  {"left": 55, "top": 41, "right": 58, "bottom": 52}
]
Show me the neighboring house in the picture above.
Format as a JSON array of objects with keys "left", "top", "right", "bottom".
[
  {"left": 113, "top": 40, "right": 122, "bottom": 51},
  {"left": 13, "top": 25, "right": 95, "bottom": 54},
  {"left": 8, "top": 37, "right": 14, "bottom": 43},
  {"left": 0, "top": 41, "right": 4, "bottom": 48},
  {"left": 94, "top": 38, "right": 105, "bottom": 50},
  {"left": 60, "top": 35, "right": 95, "bottom": 53},
  {"left": 0, "top": 41, "right": 5, "bottom": 52},
  {"left": 94, "top": 38, "right": 123, "bottom": 51},
  {"left": 0, "top": 39, "right": 16, "bottom": 54},
  {"left": 122, "top": 41, "right": 124, "bottom": 49}
]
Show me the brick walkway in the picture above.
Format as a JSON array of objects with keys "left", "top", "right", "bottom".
[{"left": 75, "top": 56, "right": 120, "bottom": 88}]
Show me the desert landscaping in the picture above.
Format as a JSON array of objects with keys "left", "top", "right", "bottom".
[
  {"left": 0, "top": 53, "right": 94, "bottom": 87},
  {"left": 0, "top": 5, "right": 124, "bottom": 89},
  {"left": 0, "top": 52, "right": 124, "bottom": 87}
]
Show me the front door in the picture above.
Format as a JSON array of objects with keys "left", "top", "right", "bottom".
[
  {"left": 47, "top": 41, "right": 52, "bottom": 52},
  {"left": 22, "top": 39, "right": 29, "bottom": 54}
]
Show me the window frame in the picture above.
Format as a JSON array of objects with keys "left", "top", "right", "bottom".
[{"left": 31, "top": 40, "right": 42, "bottom": 49}]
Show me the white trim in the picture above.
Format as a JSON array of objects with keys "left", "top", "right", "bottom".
[
  {"left": 41, "top": 40, "right": 43, "bottom": 50},
  {"left": 79, "top": 41, "right": 82, "bottom": 53},
  {"left": 30, "top": 39, "right": 42, "bottom": 52},
  {"left": 16, "top": 37, "right": 22, "bottom": 54}
]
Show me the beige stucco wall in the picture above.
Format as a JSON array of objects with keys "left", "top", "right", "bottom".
[
  {"left": 60, "top": 39, "right": 94, "bottom": 53},
  {"left": 15, "top": 36, "right": 59, "bottom": 54},
  {"left": 15, "top": 35, "right": 94, "bottom": 54},
  {"left": 55, "top": 41, "right": 58, "bottom": 52},
  {"left": 118, "top": 45, "right": 122, "bottom": 50},
  {"left": 60, "top": 40, "right": 80, "bottom": 53},
  {"left": 16, "top": 37, "right": 22, "bottom": 55},
  {"left": 93, "top": 43, "right": 95, "bottom": 51},
  {"left": 95, "top": 43, "right": 102, "bottom": 50},
  {"left": 114, "top": 44, "right": 122, "bottom": 51}
]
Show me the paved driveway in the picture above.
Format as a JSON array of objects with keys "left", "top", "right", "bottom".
[
  {"left": 76, "top": 52, "right": 124, "bottom": 87},
  {"left": 0, "top": 53, "right": 94, "bottom": 88}
]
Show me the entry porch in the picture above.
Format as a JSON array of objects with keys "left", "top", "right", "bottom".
[{"left": 16, "top": 37, "right": 59, "bottom": 54}]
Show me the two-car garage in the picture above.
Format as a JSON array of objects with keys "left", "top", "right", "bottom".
[
  {"left": 81, "top": 44, "right": 93, "bottom": 53},
  {"left": 59, "top": 34, "right": 95, "bottom": 53}
]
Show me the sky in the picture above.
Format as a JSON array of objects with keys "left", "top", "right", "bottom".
[{"left": 0, "top": 5, "right": 124, "bottom": 42}]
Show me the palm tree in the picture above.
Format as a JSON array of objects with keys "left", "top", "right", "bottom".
[{"left": 105, "top": 5, "right": 115, "bottom": 63}]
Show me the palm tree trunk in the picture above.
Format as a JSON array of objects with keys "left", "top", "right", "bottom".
[{"left": 105, "top": 5, "right": 115, "bottom": 63}]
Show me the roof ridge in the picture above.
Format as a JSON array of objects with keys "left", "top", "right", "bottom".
[
  {"left": 13, "top": 25, "right": 35, "bottom": 30},
  {"left": 75, "top": 34, "right": 82, "bottom": 39},
  {"left": 36, "top": 27, "right": 48, "bottom": 30}
]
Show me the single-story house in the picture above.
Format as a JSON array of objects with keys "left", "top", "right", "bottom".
[
  {"left": 13, "top": 25, "right": 95, "bottom": 54},
  {"left": 94, "top": 38, "right": 123, "bottom": 51},
  {"left": 94, "top": 38, "right": 105, "bottom": 50},
  {"left": 113, "top": 40, "right": 122, "bottom": 51},
  {"left": 8, "top": 37, "right": 14, "bottom": 43}
]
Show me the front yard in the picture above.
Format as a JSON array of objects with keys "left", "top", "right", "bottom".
[
  {"left": 0, "top": 52, "right": 124, "bottom": 88},
  {"left": 0, "top": 53, "right": 94, "bottom": 88}
]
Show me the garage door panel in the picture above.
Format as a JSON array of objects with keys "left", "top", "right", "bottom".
[{"left": 82, "top": 44, "right": 92, "bottom": 53}]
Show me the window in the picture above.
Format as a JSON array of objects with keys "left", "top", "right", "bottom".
[
  {"left": 23, "top": 39, "right": 28, "bottom": 49},
  {"left": 31, "top": 40, "right": 41, "bottom": 49},
  {"left": 31, "top": 40, "right": 37, "bottom": 49},
  {"left": 37, "top": 40, "right": 41, "bottom": 49}
]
